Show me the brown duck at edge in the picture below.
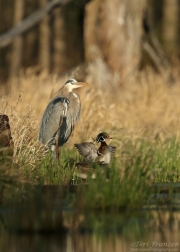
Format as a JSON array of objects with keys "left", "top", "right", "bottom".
[{"left": 0, "top": 114, "right": 14, "bottom": 148}]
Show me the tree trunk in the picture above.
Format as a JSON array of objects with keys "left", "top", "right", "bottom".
[
  {"left": 9, "top": 0, "right": 24, "bottom": 79},
  {"left": 162, "top": 0, "right": 179, "bottom": 53},
  {"left": 52, "top": 7, "right": 66, "bottom": 74},
  {"left": 84, "top": 0, "right": 146, "bottom": 85},
  {"left": 39, "top": 0, "right": 50, "bottom": 72}
]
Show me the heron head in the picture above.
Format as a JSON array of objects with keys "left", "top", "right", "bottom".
[
  {"left": 96, "top": 132, "right": 112, "bottom": 143},
  {"left": 65, "top": 79, "right": 89, "bottom": 92}
]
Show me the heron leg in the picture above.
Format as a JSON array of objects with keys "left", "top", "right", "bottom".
[
  {"left": 57, "top": 146, "right": 61, "bottom": 159},
  {"left": 56, "top": 125, "right": 62, "bottom": 159},
  {"left": 54, "top": 115, "right": 64, "bottom": 159},
  {"left": 56, "top": 116, "right": 64, "bottom": 159},
  {"left": 55, "top": 139, "right": 59, "bottom": 159},
  {"left": 55, "top": 132, "right": 61, "bottom": 159}
]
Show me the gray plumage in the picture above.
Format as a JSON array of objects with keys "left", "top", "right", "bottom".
[
  {"left": 74, "top": 142, "right": 98, "bottom": 162},
  {"left": 38, "top": 79, "right": 89, "bottom": 158}
]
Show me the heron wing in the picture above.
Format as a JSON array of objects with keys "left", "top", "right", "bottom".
[
  {"left": 38, "top": 96, "right": 69, "bottom": 145},
  {"left": 63, "top": 92, "right": 81, "bottom": 142},
  {"left": 74, "top": 142, "right": 98, "bottom": 162}
]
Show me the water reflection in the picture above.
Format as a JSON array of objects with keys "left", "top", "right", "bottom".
[
  {"left": 1, "top": 210, "right": 180, "bottom": 252},
  {"left": 0, "top": 185, "right": 180, "bottom": 252}
]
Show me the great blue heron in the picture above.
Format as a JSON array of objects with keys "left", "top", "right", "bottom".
[
  {"left": 38, "top": 79, "right": 89, "bottom": 159},
  {"left": 74, "top": 132, "right": 116, "bottom": 164}
]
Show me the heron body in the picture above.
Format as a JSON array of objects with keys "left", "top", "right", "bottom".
[
  {"left": 38, "top": 79, "right": 89, "bottom": 159},
  {"left": 75, "top": 132, "right": 116, "bottom": 165}
]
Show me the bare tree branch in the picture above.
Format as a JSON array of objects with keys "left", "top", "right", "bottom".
[
  {"left": 0, "top": 0, "right": 72, "bottom": 48},
  {"left": 142, "top": 40, "right": 165, "bottom": 75}
]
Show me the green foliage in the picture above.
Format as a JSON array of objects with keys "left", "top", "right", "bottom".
[
  {"left": 19, "top": 148, "right": 78, "bottom": 185},
  {"left": 153, "top": 138, "right": 180, "bottom": 182},
  {"left": 74, "top": 139, "right": 155, "bottom": 210},
  {"left": 1, "top": 136, "right": 180, "bottom": 211},
  {"left": 0, "top": 147, "right": 15, "bottom": 195}
]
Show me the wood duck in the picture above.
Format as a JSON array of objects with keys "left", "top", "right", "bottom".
[{"left": 74, "top": 132, "right": 116, "bottom": 165}]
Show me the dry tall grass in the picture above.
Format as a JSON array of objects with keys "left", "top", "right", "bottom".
[{"left": 0, "top": 62, "right": 180, "bottom": 166}]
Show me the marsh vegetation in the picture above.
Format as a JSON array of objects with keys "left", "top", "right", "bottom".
[
  {"left": 0, "top": 66, "right": 180, "bottom": 205},
  {"left": 0, "top": 65, "right": 180, "bottom": 252},
  {"left": 0, "top": 0, "right": 180, "bottom": 250}
]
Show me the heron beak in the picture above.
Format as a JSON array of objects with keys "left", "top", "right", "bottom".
[{"left": 75, "top": 82, "right": 90, "bottom": 88}]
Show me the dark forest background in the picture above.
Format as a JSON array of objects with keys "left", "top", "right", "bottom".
[{"left": 0, "top": 0, "right": 179, "bottom": 83}]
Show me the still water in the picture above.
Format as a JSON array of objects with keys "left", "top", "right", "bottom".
[{"left": 0, "top": 185, "right": 180, "bottom": 252}]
